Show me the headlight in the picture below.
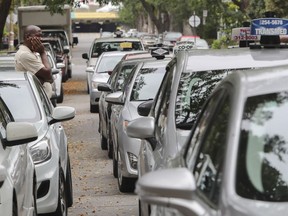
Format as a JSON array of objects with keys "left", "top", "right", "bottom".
[
  {"left": 29, "top": 138, "right": 52, "bottom": 164},
  {"left": 127, "top": 152, "right": 138, "bottom": 170}
]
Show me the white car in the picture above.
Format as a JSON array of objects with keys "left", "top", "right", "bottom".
[
  {"left": 0, "top": 71, "right": 75, "bottom": 215},
  {"left": 87, "top": 51, "right": 144, "bottom": 112},
  {"left": 46, "top": 51, "right": 65, "bottom": 104},
  {"left": 82, "top": 36, "right": 145, "bottom": 95},
  {"left": 0, "top": 96, "right": 38, "bottom": 216}
]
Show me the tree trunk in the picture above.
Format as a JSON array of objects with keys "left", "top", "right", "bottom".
[
  {"left": 138, "top": 0, "right": 168, "bottom": 33},
  {"left": 0, "top": 0, "right": 12, "bottom": 48}
]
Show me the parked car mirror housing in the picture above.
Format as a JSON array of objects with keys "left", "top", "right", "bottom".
[
  {"left": 97, "top": 83, "right": 112, "bottom": 92},
  {"left": 105, "top": 91, "right": 124, "bottom": 105},
  {"left": 56, "top": 62, "right": 65, "bottom": 69},
  {"left": 126, "top": 117, "right": 155, "bottom": 139},
  {"left": 49, "top": 106, "right": 76, "bottom": 125},
  {"left": 4, "top": 122, "right": 38, "bottom": 146},
  {"left": 73, "top": 36, "right": 78, "bottom": 45},
  {"left": 51, "top": 68, "right": 60, "bottom": 75},
  {"left": 86, "top": 67, "right": 94, "bottom": 73},
  {"left": 137, "top": 100, "right": 154, "bottom": 116},
  {"left": 136, "top": 168, "right": 205, "bottom": 216},
  {"left": 63, "top": 47, "right": 70, "bottom": 54},
  {"left": 82, "top": 53, "right": 89, "bottom": 60}
]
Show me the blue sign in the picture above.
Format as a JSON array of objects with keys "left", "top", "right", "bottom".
[{"left": 251, "top": 18, "right": 288, "bottom": 35}]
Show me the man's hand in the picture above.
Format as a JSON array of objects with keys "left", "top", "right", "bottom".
[{"left": 29, "top": 36, "right": 45, "bottom": 54}]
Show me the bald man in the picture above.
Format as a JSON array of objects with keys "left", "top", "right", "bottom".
[{"left": 15, "top": 25, "right": 53, "bottom": 98}]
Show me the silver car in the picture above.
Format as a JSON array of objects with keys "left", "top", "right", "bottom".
[
  {"left": 98, "top": 52, "right": 154, "bottom": 157},
  {"left": 126, "top": 46, "right": 288, "bottom": 215},
  {"left": 0, "top": 71, "right": 75, "bottom": 215},
  {"left": 82, "top": 37, "right": 145, "bottom": 94},
  {"left": 136, "top": 64, "right": 288, "bottom": 216},
  {"left": 0, "top": 96, "right": 38, "bottom": 216},
  {"left": 106, "top": 57, "right": 171, "bottom": 192}
]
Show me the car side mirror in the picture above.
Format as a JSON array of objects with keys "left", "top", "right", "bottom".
[
  {"left": 137, "top": 100, "right": 154, "bottom": 116},
  {"left": 82, "top": 53, "right": 89, "bottom": 60},
  {"left": 97, "top": 83, "right": 112, "bottom": 92},
  {"left": 73, "top": 36, "right": 78, "bottom": 45}
]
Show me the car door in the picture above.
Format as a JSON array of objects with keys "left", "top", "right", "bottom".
[
  {"left": 184, "top": 85, "right": 232, "bottom": 215},
  {"left": 0, "top": 98, "right": 30, "bottom": 215},
  {"left": 138, "top": 59, "right": 177, "bottom": 177}
]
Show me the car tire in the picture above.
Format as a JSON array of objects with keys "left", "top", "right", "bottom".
[
  {"left": 12, "top": 196, "right": 18, "bottom": 216},
  {"left": 107, "top": 127, "right": 113, "bottom": 159},
  {"left": 57, "top": 85, "right": 64, "bottom": 103},
  {"left": 100, "top": 133, "right": 108, "bottom": 150},
  {"left": 33, "top": 172, "right": 38, "bottom": 216},
  {"left": 66, "top": 156, "right": 73, "bottom": 207},
  {"left": 54, "top": 169, "right": 67, "bottom": 216},
  {"left": 117, "top": 148, "right": 137, "bottom": 192},
  {"left": 90, "top": 104, "right": 99, "bottom": 113},
  {"left": 87, "top": 82, "right": 90, "bottom": 94},
  {"left": 113, "top": 150, "right": 118, "bottom": 178}
]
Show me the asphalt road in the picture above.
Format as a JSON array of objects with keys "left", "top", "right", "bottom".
[{"left": 61, "top": 33, "right": 138, "bottom": 216}]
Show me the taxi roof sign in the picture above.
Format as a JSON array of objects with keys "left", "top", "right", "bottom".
[
  {"left": 231, "top": 27, "right": 259, "bottom": 41},
  {"left": 251, "top": 18, "right": 288, "bottom": 35}
]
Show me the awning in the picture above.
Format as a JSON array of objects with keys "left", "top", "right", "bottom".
[{"left": 71, "top": 12, "right": 119, "bottom": 21}]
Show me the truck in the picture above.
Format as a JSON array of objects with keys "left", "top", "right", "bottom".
[{"left": 17, "top": 4, "right": 73, "bottom": 45}]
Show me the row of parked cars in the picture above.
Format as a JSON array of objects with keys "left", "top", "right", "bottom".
[
  {"left": 0, "top": 29, "right": 76, "bottom": 216},
  {"left": 83, "top": 16, "right": 288, "bottom": 216}
]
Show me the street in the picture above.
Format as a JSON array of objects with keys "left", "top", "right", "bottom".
[{"left": 61, "top": 33, "right": 138, "bottom": 216}]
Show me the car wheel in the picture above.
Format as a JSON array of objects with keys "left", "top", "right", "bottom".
[
  {"left": 90, "top": 104, "right": 99, "bottom": 113},
  {"left": 113, "top": 149, "right": 118, "bottom": 178},
  {"left": 12, "top": 196, "right": 18, "bottom": 216},
  {"left": 66, "top": 156, "right": 73, "bottom": 207},
  {"left": 54, "top": 169, "right": 67, "bottom": 216},
  {"left": 87, "top": 82, "right": 90, "bottom": 94},
  {"left": 57, "top": 85, "right": 64, "bottom": 103},
  {"left": 107, "top": 127, "right": 113, "bottom": 159},
  {"left": 33, "top": 172, "right": 38, "bottom": 216},
  {"left": 117, "top": 148, "right": 136, "bottom": 193},
  {"left": 100, "top": 133, "right": 108, "bottom": 150}
]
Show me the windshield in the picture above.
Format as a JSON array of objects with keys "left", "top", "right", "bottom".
[
  {"left": 237, "top": 91, "right": 288, "bottom": 201},
  {"left": 42, "top": 31, "right": 69, "bottom": 46},
  {"left": 92, "top": 41, "right": 144, "bottom": 57},
  {"left": 0, "top": 80, "right": 41, "bottom": 122},
  {"left": 130, "top": 66, "right": 166, "bottom": 101},
  {"left": 175, "top": 70, "right": 230, "bottom": 130},
  {"left": 97, "top": 55, "right": 124, "bottom": 73}
]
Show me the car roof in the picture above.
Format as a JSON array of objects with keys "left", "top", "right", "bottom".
[
  {"left": 224, "top": 65, "right": 288, "bottom": 97},
  {"left": 178, "top": 48, "right": 288, "bottom": 72},
  {"left": 0, "top": 71, "right": 27, "bottom": 80},
  {"left": 141, "top": 59, "right": 172, "bottom": 69},
  {"left": 92, "top": 37, "right": 141, "bottom": 43}
]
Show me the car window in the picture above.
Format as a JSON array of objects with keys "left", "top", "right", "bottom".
[
  {"left": 187, "top": 90, "right": 231, "bottom": 206},
  {"left": 114, "top": 64, "right": 136, "bottom": 91},
  {"left": 0, "top": 80, "right": 41, "bottom": 122},
  {"left": 33, "top": 76, "right": 53, "bottom": 116},
  {"left": 92, "top": 41, "right": 143, "bottom": 57},
  {"left": 175, "top": 69, "right": 231, "bottom": 130},
  {"left": 96, "top": 55, "right": 125, "bottom": 73},
  {"left": 130, "top": 66, "right": 166, "bottom": 101},
  {"left": 0, "top": 100, "right": 10, "bottom": 141},
  {"left": 237, "top": 91, "right": 288, "bottom": 201}
]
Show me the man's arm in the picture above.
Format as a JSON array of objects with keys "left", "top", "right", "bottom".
[{"left": 30, "top": 37, "right": 53, "bottom": 83}]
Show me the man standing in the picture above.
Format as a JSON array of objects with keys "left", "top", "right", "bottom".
[{"left": 15, "top": 25, "right": 53, "bottom": 98}]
